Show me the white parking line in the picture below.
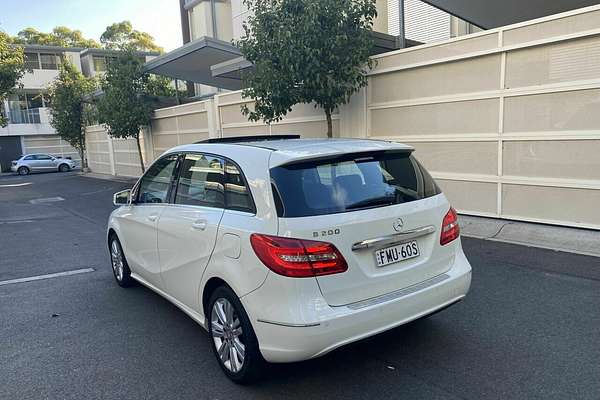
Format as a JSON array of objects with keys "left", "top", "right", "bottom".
[
  {"left": 0, "top": 268, "right": 95, "bottom": 286},
  {"left": 29, "top": 196, "right": 65, "bottom": 204},
  {"left": 0, "top": 182, "right": 32, "bottom": 188},
  {"left": 0, "top": 220, "right": 34, "bottom": 225}
]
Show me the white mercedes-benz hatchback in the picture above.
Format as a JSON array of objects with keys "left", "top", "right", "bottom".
[{"left": 107, "top": 136, "right": 472, "bottom": 383}]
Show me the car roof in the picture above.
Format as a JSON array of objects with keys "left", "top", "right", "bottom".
[{"left": 166, "top": 138, "right": 413, "bottom": 168}]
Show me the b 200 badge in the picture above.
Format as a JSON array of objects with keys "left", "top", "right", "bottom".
[{"left": 313, "top": 228, "right": 340, "bottom": 238}]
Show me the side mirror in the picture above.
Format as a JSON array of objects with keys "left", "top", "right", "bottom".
[{"left": 113, "top": 189, "right": 132, "bottom": 206}]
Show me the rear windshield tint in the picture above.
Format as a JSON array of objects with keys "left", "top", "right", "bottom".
[{"left": 270, "top": 151, "right": 441, "bottom": 218}]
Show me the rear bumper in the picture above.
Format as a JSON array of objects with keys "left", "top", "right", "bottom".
[{"left": 242, "top": 246, "right": 472, "bottom": 363}]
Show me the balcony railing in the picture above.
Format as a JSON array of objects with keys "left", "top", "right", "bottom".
[{"left": 7, "top": 108, "right": 43, "bottom": 124}]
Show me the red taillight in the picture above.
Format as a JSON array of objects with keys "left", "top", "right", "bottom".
[
  {"left": 250, "top": 234, "right": 348, "bottom": 278},
  {"left": 440, "top": 207, "right": 460, "bottom": 245}
]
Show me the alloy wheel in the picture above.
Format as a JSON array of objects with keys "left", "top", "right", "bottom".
[
  {"left": 110, "top": 240, "right": 124, "bottom": 281},
  {"left": 211, "top": 298, "right": 245, "bottom": 373}
]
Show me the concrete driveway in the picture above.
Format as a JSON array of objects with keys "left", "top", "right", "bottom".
[{"left": 1, "top": 172, "right": 599, "bottom": 400}]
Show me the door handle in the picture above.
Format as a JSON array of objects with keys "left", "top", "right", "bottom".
[
  {"left": 147, "top": 215, "right": 158, "bottom": 222},
  {"left": 192, "top": 219, "right": 207, "bottom": 231}
]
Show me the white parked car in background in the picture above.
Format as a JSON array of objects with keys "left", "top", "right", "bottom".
[
  {"left": 107, "top": 136, "right": 472, "bottom": 383},
  {"left": 11, "top": 154, "right": 77, "bottom": 175}
]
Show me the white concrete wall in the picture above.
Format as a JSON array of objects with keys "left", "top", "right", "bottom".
[
  {"left": 365, "top": 5, "right": 600, "bottom": 229},
  {"left": 84, "top": 125, "right": 145, "bottom": 177},
  {"left": 22, "top": 135, "right": 81, "bottom": 162}
]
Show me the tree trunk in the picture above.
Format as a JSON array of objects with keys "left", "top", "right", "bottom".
[
  {"left": 135, "top": 133, "right": 146, "bottom": 174},
  {"left": 78, "top": 131, "right": 88, "bottom": 170},
  {"left": 325, "top": 108, "right": 333, "bottom": 138}
]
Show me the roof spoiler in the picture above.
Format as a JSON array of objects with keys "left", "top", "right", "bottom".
[
  {"left": 275, "top": 148, "right": 414, "bottom": 168},
  {"left": 197, "top": 135, "right": 300, "bottom": 144}
]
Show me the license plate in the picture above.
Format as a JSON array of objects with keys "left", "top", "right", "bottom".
[{"left": 375, "top": 241, "right": 420, "bottom": 267}]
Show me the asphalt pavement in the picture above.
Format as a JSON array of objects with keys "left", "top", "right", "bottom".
[{"left": 1, "top": 171, "right": 599, "bottom": 400}]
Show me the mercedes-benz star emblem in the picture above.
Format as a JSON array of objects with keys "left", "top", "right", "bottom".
[{"left": 393, "top": 218, "right": 404, "bottom": 232}]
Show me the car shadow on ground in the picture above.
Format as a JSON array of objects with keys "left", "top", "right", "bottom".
[{"left": 128, "top": 275, "right": 460, "bottom": 389}]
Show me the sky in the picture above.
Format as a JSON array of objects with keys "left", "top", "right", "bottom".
[{"left": 0, "top": 0, "right": 183, "bottom": 51}]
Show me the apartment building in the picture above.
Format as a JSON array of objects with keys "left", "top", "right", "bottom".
[
  {"left": 174, "top": 0, "right": 478, "bottom": 97},
  {"left": 80, "top": 48, "right": 159, "bottom": 78},
  {"left": 388, "top": 0, "right": 481, "bottom": 42},
  {"left": 0, "top": 45, "right": 82, "bottom": 172},
  {"left": 0, "top": 45, "right": 158, "bottom": 172}
]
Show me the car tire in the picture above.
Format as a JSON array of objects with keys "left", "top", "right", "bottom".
[
  {"left": 58, "top": 164, "right": 70, "bottom": 172},
  {"left": 109, "top": 235, "right": 134, "bottom": 287},
  {"left": 208, "top": 286, "right": 264, "bottom": 384},
  {"left": 17, "top": 166, "right": 29, "bottom": 176}
]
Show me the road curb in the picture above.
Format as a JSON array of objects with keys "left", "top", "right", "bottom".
[
  {"left": 78, "top": 172, "right": 138, "bottom": 185},
  {"left": 459, "top": 215, "right": 600, "bottom": 258}
]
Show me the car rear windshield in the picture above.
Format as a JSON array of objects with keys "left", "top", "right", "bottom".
[{"left": 270, "top": 151, "right": 441, "bottom": 218}]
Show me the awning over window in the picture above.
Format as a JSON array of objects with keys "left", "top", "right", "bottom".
[
  {"left": 145, "top": 32, "right": 400, "bottom": 90},
  {"left": 143, "top": 37, "right": 243, "bottom": 90},
  {"left": 421, "top": 0, "right": 600, "bottom": 29}
]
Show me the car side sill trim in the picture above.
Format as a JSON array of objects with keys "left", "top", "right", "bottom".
[
  {"left": 257, "top": 319, "right": 321, "bottom": 328},
  {"left": 351, "top": 225, "right": 436, "bottom": 250}
]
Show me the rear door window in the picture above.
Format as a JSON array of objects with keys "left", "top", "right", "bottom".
[
  {"left": 270, "top": 151, "right": 440, "bottom": 217},
  {"left": 174, "top": 154, "right": 225, "bottom": 208},
  {"left": 224, "top": 161, "right": 255, "bottom": 213}
]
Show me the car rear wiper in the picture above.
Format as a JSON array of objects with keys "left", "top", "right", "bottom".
[{"left": 345, "top": 196, "right": 395, "bottom": 210}]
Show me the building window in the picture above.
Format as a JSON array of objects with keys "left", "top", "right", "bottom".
[
  {"left": 6, "top": 92, "right": 44, "bottom": 124},
  {"left": 92, "top": 55, "right": 117, "bottom": 73},
  {"left": 24, "top": 52, "right": 40, "bottom": 70},
  {"left": 92, "top": 56, "right": 107, "bottom": 72},
  {"left": 25, "top": 92, "right": 44, "bottom": 109},
  {"left": 39, "top": 53, "right": 61, "bottom": 70},
  {"left": 387, "top": 0, "right": 451, "bottom": 43}
]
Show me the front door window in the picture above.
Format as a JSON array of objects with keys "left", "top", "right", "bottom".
[{"left": 136, "top": 154, "right": 179, "bottom": 204}]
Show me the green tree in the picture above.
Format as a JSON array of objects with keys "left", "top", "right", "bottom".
[
  {"left": 146, "top": 75, "right": 185, "bottom": 98},
  {"left": 47, "top": 61, "right": 96, "bottom": 170},
  {"left": 0, "top": 32, "right": 26, "bottom": 127},
  {"left": 14, "top": 27, "right": 100, "bottom": 48},
  {"left": 100, "top": 21, "right": 163, "bottom": 53},
  {"left": 96, "top": 49, "right": 154, "bottom": 173},
  {"left": 51, "top": 26, "right": 100, "bottom": 48},
  {"left": 238, "top": 0, "right": 377, "bottom": 137}
]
